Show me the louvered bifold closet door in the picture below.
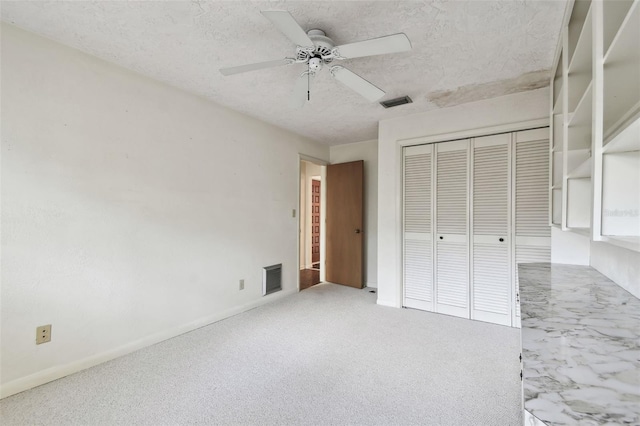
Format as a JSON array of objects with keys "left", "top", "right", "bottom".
[
  {"left": 513, "top": 128, "right": 551, "bottom": 321},
  {"left": 403, "top": 145, "right": 433, "bottom": 311},
  {"left": 471, "top": 134, "right": 512, "bottom": 326},
  {"left": 435, "top": 140, "right": 470, "bottom": 319}
]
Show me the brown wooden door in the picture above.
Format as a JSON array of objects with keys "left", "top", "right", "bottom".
[
  {"left": 326, "top": 160, "right": 364, "bottom": 288},
  {"left": 311, "top": 179, "right": 321, "bottom": 268}
]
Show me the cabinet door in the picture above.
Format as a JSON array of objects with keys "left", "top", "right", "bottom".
[
  {"left": 435, "top": 140, "right": 470, "bottom": 318},
  {"left": 471, "top": 134, "right": 512, "bottom": 326},
  {"left": 403, "top": 145, "right": 433, "bottom": 311}
]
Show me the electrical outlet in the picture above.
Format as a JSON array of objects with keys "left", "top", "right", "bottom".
[
  {"left": 239, "top": 279, "right": 245, "bottom": 290},
  {"left": 36, "top": 324, "right": 51, "bottom": 345}
]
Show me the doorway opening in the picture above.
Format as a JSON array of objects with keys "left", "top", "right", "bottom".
[{"left": 299, "top": 159, "right": 326, "bottom": 290}]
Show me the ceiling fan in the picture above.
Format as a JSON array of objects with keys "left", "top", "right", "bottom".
[{"left": 219, "top": 10, "right": 412, "bottom": 108}]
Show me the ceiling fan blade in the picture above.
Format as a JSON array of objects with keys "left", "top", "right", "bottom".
[
  {"left": 330, "top": 66, "right": 385, "bottom": 102},
  {"left": 291, "top": 73, "right": 312, "bottom": 109},
  {"left": 220, "top": 58, "right": 292, "bottom": 76},
  {"left": 261, "top": 11, "right": 314, "bottom": 48},
  {"left": 335, "top": 33, "right": 411, "bottom": 59}
]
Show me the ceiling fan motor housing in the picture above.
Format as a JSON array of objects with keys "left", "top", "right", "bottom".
[{"left": 307, "top": 29, "right": 335, "bottom": 59}]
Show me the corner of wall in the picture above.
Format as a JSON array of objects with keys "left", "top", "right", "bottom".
[
  {"left": 550, "top": 227, "right": 591, "bottom": 265},
  {"left": 590, "top": 241, "right": 640, "bottom": 299},
  {"left": 376, "top": 297, "right": 398, "bottom": 308}
]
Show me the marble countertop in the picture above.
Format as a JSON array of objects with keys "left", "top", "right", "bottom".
[{"left": 519, "top": 263, "right": 640, "bottom": 425}]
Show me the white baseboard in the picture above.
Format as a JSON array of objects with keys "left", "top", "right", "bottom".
[
  {"left": 0, "top": 289, "right": 296, "bottom": 399},
  {"left": 376, "top": 298, "right": 398, "bottom": 308},
  {"left": 365, "top": 281, "right": 377, "bottom": 289}
]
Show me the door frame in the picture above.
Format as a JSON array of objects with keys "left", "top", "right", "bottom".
[{"left": 298, "top": 155, "right": 328, "bottom": 291}]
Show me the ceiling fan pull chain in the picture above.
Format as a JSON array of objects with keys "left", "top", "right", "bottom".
[{"left": 307, "top": 63, "right": 311, "bottom": 101}]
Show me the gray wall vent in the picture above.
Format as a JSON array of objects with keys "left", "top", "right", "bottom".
[
  {"left": 380, "top": 96, "right": 413, "bottom": 108},
  {"left": 263, "top": 264, "right": 282, "bottom": 295}
]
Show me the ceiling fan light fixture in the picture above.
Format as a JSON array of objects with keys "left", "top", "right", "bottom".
[
  {"left": 380, "top": 96, "right": 413, "bottom": 108},
  {"left": 308, "top": 57, "right": 323, "bottom": 71}
]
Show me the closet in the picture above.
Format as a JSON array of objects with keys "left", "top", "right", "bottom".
[{"left": 403, "top": 128, "right": 550, "bottom": 327}]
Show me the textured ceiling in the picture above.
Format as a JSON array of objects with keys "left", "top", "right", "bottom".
[{"left": 0, "top": 1, "right": 566, "bottom": 145}]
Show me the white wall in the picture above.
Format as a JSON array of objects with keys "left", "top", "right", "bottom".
[
  {"left": 0, "top": 24, "right": 329, "bottom": 397},
  {"left": 550, "top": 228, "right": 590, "bottom": 265},
  {"left": 591, "top": 242, "right": 640, "bottom": 299},
  {"left": 550, "top": 230, "right": 640, "bottom": 299},
  {"left": 376, "top": 88, "right": 549, "bottom": 307},
  {"left": 330, "top": 140, "right": 378, "bottom": 288}
]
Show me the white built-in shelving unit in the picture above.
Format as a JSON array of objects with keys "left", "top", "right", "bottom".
[{"left": 550, "top": 0, "right": 640, "bottom": 251}]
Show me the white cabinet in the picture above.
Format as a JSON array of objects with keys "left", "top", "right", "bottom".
[
  {"left": 402, "top": 130, "right": 550, "bottom": 327},
  {"left": 550, "top": 0, "right": 640, "bottom": 251}
]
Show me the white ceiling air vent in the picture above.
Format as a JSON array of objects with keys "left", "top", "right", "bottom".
[{"left": 380, "top": 96, "right": 413, "bottom": 108}]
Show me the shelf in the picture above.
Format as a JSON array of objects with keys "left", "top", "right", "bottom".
[
  {"left": 567, "top": 148, "right": 591, "bottom": 171},
  {"left": 553, "top": 51, "right": 564, "bottom": 107},
  {"left": 552, "top": 188, "right": 562, "bottom": 225},
  {"left": 568, "top": 0, "right": 593, "bottom": 63},
  {"left": 552, "top": 151, "right": 563, "bottom": 187},
  {"left": 568, "top": 81, "right": 593, "bottom": 128},
  {"left": 549, "top": 0, "right": 639, "bottom": 246},
  {"left": 603, "top": 2, "right": 640, "bottom": 134},
  {"left": 568, "top": 74, "right": 593, "bottom": 114},
  {"left": 568, "top": 123, "right": 592, "bottom": 152},
  {"left": 568, "top": 5, "right": 593, "bottom": 76},
  {"left": 604, "top": 101, "right": 640, "bottom": 144},
  {"left": 604, "top": 1, "right": 639, "bottom": 62},
  {"left": 567, "top": 178, "right": 591, "bottom": 229},
  {"left": 603, "top": 115, "right": 640, "bottom": 154},
  {"left": 552, "top": 114, "right": 563, "bottom": 151},
  {"left": 566, "top": 80, "right": 592, "bottom": 151},
  {"left": 601, "top": 151, "right": 640, "bottom": 237},
  {"left": 601, "top": 236, "right": 640, "bottom": 252},
  {"left": 553, "top": 84, "right": 564, "bottom": 114},
  {"left": 567, "top": 3, "right": 593, "bottom": 113},
  {"left": 568, "top": 227, "right": 591, "bottom": 237},
  {"left": 568, "top": 157, "right": 592, "bottom": 179},
  {"left": 603, "top": 0, "right": 635, "bottom": 54}
]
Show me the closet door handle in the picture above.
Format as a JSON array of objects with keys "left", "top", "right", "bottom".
[
  {"left": 499, "top": 238, "right": 504, "bottom": 242},
  {"left": 439, "top": 236, "right": 444, "bottom": 240}
]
